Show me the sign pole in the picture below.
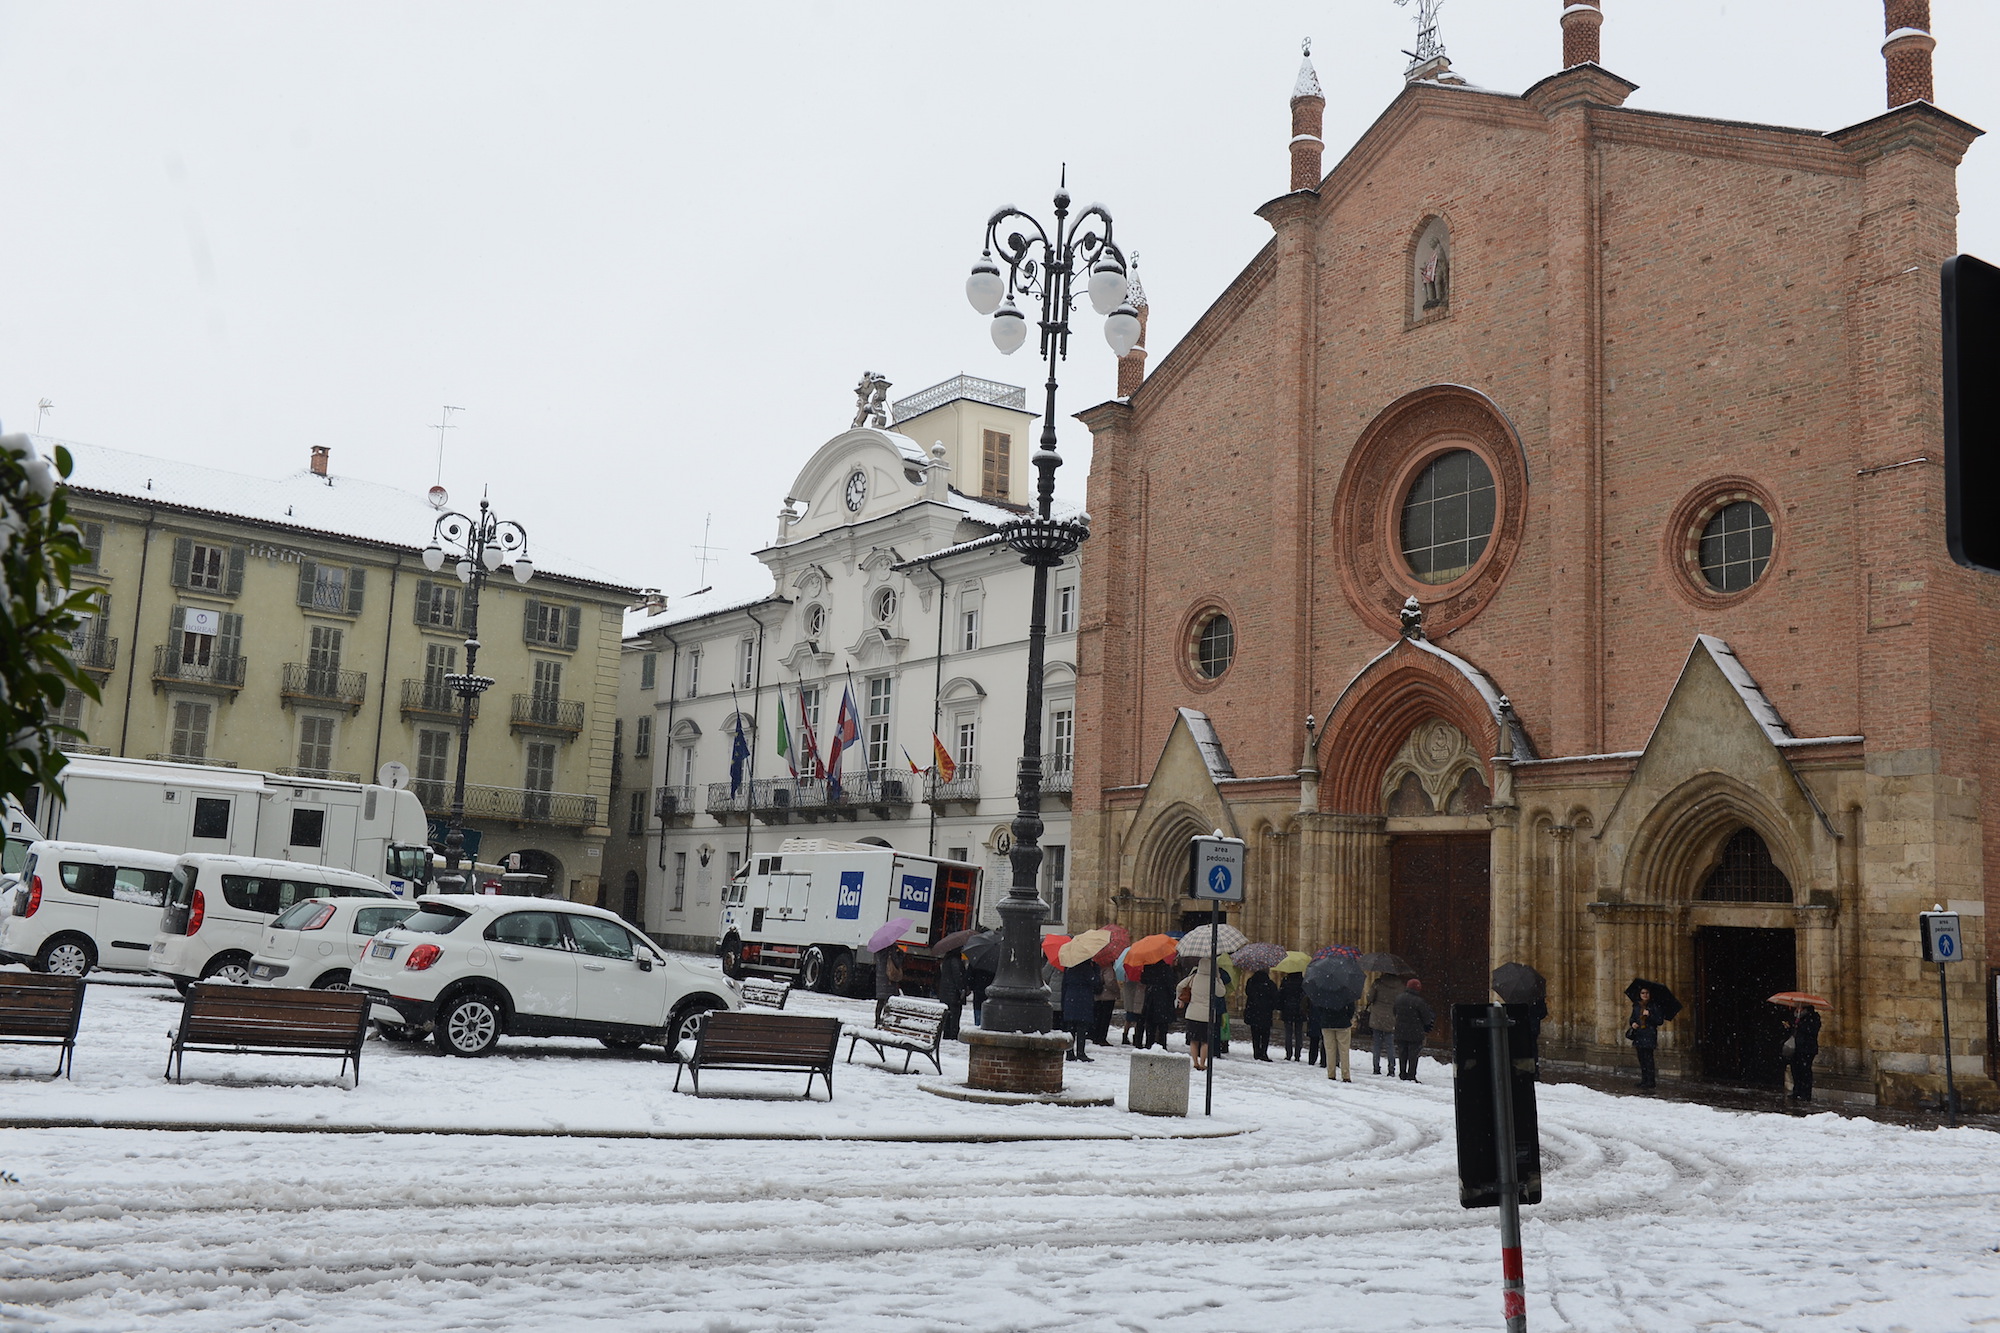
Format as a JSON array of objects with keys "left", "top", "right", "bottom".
[
  {"left": 1188, "top": 832, "right": 1244, "bottom": 1120},
  {"left": 1205, "top": 898, "right": 1219, "bottom": 1117},
  {"left": 1939, "top": 959, "right": 1959, "bottom": 1128},
  {"left": 1486, "top": 1004, "right": 1527, "bottom": 1331},
  {"left": 1921, "top": 908, "right": 1963, "bottom": 1128}
]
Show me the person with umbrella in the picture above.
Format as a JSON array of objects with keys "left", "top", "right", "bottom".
[
  {"left": 1061, "top": 951, "right": 1102, "bottom": 1062},
  {"left": 875, "top": 944, "right": 906, "bottom": 1027},
  {"left": 935, "top": 944, "right": 967, "bottom": 1042},
  {"left": 1393, "top": 978, "right": 1435, "bottom": 1081},
  {"left": 1243, "top": 965, "right": 1279, "bottom": 1062},
  {"left": 1491, "top": 962, "right": 1549, "bottom": 1078},
  {"left": 1304, "top": 950, "right": 1366, "bottom": 1081},
  {"left": 1278, "top": 962, "right": 1307, "bottom": 1061},
  {"left": 1366, "top": 971, "right": 1409, "bottom": 1076},
  {"left": 1178, "top": 956, "right": 1228, "bottom": 1071},
  {"left": 1118, "top": 955, "right": 1146, "bottom": 1046},
  {"left": 964, "top": 930, "right": 998, "bottom": 1026},
  {"left": 1626, "top": 983, "right": 1665, "bottom": 1089},
  {"left": 1092, "top": 958, "right": 1120, "bottom": 1048},
  {"left": 1140, "top": 956, "right": 1177, "bottom": 1049},
  {"left": 1777, "top": 993, "right": 1826, "bottom": 1102}
]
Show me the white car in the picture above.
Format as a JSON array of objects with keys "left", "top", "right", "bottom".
[
  {"left": 0, "top": 842, "right": 180, "bottom": 977},
  {"left": 151, "top": 853, "right": 398, "bottom": 988},
  {"left": 248, "top": 897, "right": 421, "bottom": 990},
  {"left": 350, "top": 894, "right": 739, "bottom": 1057}
]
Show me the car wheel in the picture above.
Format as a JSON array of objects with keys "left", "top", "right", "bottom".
[
  {"left": 437, "top": 993, "right": 502, "bottom": 1057},
  {"left": 826, "top": 949, "right": 856, "bottom": 996},
  {"left": 668, "top": 998, "right": 720, "bottom": 1054},
  {"left": 311, "top": 970, "right": 353, "bottom": 991},
  {"left": 37, "top": 935, "right": 94, "bottom": 978},
  {"left": 201, "top": 954, "right": 253, "bottom": 985},
  {"left": 719, "top": 938, "right": 744, "bottom": 979},
  {"left": 797, "top": 946, "right": 825, "bottom": 992},
  {"left": 599, "top": 1035, "right": 646, "bottom": 1051}
]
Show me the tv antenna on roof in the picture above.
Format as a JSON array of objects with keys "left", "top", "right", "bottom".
[
  {"left": 433, "top": 406, "right": 465, "bottom": 485},
  {"left": 35, "top": 399, "right": 53, "bottom": 433},
  {"left": 692, "top": 513, "right": 726, "bottom": 588},
  {"left": 1394, "top": 0, "right": 1446, "bottom": 72}
]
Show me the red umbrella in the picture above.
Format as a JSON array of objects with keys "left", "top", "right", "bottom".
[
  {"left": 1768, "top": 991, "right": 1832, "bottom": 1010},
  {"left": 1041, "top": 934, "right": 1071, "bottom": 968},
  {"left": 1093, "top": 924, "right": 1132, "bottom": 967}
]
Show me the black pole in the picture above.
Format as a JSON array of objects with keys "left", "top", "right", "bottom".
[
  {"left": 441, "top": 547, "right": 483, "bottom": 895},
  {"left": 1205, "top": 898, "right": 1219, "bottom": 1116},
  {"left": 1487, "top": 1004, "right": 1527, "bottom": 1331},
  {"left": 1939, "top": 960, "right": 1959, "bottom": 1127}
]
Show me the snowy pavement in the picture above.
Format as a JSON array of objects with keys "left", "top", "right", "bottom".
[{"left": 4, "top": 973, "right": 1999, "bottom": 1330}]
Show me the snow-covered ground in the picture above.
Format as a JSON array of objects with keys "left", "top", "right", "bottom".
[{"left": 3, "top": 970, "right": 1998, "bottom": 1331}]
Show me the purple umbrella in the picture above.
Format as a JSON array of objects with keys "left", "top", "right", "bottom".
[
  {"left": 1312, "top": 944, "right": 1360, "bottom": 963},
  {"left": 867, "top": 917, "right": 914, "bottom": 953},
  {"left": 1231, "top": 942, "right": 1287, "bottom": 972}
]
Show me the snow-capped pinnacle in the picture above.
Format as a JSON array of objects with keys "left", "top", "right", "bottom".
[{"left": 1293, "top": 53, "right": 1323, "bottom": 101}]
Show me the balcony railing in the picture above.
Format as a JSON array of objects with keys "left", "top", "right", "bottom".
[
  {"left": 510, "top": 693, "right": 584, "bottom": 737},
  {"left": 654, "top": 784, "right": 695, "bottom": 821},
  {"left": 152, "top": 645, "right": 246, "bottom": 693},
  {"left": 145, "top": 753, "right": 238, "bottom": 768},
  {"left": 406, "top": 779, "right": 596, "bottom": 828},
  {"left": 281, "top": 662, "right": 368, "bottom": 712},
  {"left": 706, "top": 781, "right": 752, "bottom": 820},
  {"left": 1042, "top": 754, "right": 1074, "bottom": 795},
  {"left": 926, "top": 762, "right": 981, "bottom": 804},
  {"left": 65, "top": 629, "right": 119, "bottom": 676},
  {"left": 275, "top": 766, "right": 364, "bottom": 784},
  {"left": 56, "top": 740, "right": 111, "bottom": 755},
  {"left": 400, "top": 678, "right": 478, "bottom": 723},
  {"left": 890, "top": 374, "right": 1028, "bottom": 421}
]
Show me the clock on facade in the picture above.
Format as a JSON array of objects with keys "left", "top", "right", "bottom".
[{"left": 844, "top": 469, "right": 868, "bottom": 512}]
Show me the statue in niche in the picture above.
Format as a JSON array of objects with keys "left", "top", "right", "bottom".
[
  {"left": 1421, "top": 237, "right": 1450, "bottom": 310},
  {"left": 852, "top": 372, "right": 892, "bottom": 429}
]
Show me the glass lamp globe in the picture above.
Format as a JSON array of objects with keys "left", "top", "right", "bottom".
[
  {"left": 1087, "top": 258, "right": 1128, "bottom": 316},
  {"left": 965, "top": 255, "right": 1005, "bottom": 315},
  {"left": 1105, "top": 304, "right": 1142, "bottom": 357},
  {"left": 483, "top": 542, "right": 504, "bottom": 571},
  {"left": 422, "top": 544, "right": 446, "bottom": 572},
  {"left": 990, "top": 301, "right": 1028, "bottom": 355},
  {"left": 455, "top": 558, "right": 475, "bottom": 584},
  {"left": 512, "top": 557, "right": 534, "bottom": 584}
]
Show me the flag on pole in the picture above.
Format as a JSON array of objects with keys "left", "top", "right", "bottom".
[
  {"left": 932, "top": 733, "right": 957, "bottom": 783},
  {"left": 798, "top": 688, "right": 825, "bottom": 779},
  {"left": 826, "top": 683, "right": 861, "bottom": 797},
  {"left": 777, "top": 696, "right": 796, "bottom": 778},
  {"left": 729, "top": 712, "right": 750, "bottom": 798},
  {"left": 901, "top": 746, "right": 925, "bottom": 775}
]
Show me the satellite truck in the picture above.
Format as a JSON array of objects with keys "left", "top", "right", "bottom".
[
  {"left": 6, "top": 754, "right": 433, "bottom": 894},
  {"left": 717, "top": 838, "right": 981, "bottom": 996}
]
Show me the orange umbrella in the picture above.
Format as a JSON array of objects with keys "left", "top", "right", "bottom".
[
  {"left": 1126, "top": 934, "right": 1179, "bottom": 967},
  {"left": 1041, "top": 934, "right": 1071, "bottom": 968},
  {"left": 1768, "top": 991, "right": 1833, "bottom": 1010}
]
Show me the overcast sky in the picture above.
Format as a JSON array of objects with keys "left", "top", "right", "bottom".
[{"left": 4, "top": 1, "right": 1995, "bottom": 604}]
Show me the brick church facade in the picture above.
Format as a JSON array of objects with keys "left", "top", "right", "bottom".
[{"left": 1071, "top": 1, "right": 1994, "bottom": 1107}]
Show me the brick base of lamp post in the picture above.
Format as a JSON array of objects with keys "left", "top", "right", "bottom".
[{"left": 964, "top": 1029, "right": 1072, "bottom": 1095}]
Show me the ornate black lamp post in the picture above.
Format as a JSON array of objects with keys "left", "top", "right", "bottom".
[
  {"left": 964, "top": 180, "right": 1138, "bottom": 1034},
  {"left": 421, "top": 498, "right": 532, "bottom": 894}
]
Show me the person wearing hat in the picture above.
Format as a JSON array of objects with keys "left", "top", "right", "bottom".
[{"left": 1392, "top": 977, "right": 1435, "bottom": 1081}]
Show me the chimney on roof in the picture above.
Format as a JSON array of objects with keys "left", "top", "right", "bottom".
[
  {"left": 1116, "top": 265, "right": 1150, "bottom": 398},
  {"left": 1883, "top": 0, "right": 1935, "bottom": 107},
  {"left": 640, "top": 588, "right": 666, "bottom": 615},
  {"left": 1290, "top": 40, "right": 1325, "bottom": 193},
  {"left": 309, "top": 445, "right": 330, "bottom": 478},
  {"left": 1561, "top": 0, "right": 1603, "bottom": 68}
]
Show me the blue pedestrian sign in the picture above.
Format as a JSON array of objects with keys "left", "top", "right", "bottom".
[
  {"left": 1189, "top": 834, "right": 1246, "bottom": 902},
  {"left": 1921, "top": 910, "right": 1962, "bottom": 964}
]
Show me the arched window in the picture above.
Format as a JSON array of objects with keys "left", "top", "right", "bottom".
[{"left": 1699, "top": 827, "right": 1793, "bottom": 903}]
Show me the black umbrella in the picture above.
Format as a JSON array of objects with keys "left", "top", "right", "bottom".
[
  {"left": 1625, "top": 977, "right": 1682, "bottom": 1024},
  {"left": 1357, "top": 951, "right": 1415, "bottom": 976},
  {"left": 960, "top": 929, "right": 1001, "bottom": 970},
  {"left": 929, "top": 928, "right": 979, "bottom": 958},
  {"left": 1304, "top": 954, "right": 1367, "bottom": 1010},
  {"left": 1491, "top": 962, "right": 1547, "bottom": 1005}
]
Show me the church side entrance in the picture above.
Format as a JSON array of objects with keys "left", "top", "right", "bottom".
[
  {"left": 1389, "top": 834, "right": 1490, "bottom": 1047},
  {"left": 1693, "top": 926, "right": 1795, "bottom": 1086}
]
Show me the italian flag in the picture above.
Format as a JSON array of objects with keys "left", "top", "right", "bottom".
[{"left": 776, "top": 696, "right": 796, "bottom": 777}]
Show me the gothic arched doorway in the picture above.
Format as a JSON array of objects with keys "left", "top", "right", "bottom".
[
  {"left": 1691, "top": 826, "right": 1796, "bottom": 1086},
  {"left": 1383, "top": 719, "right": 1492, "bottom": 1046}
]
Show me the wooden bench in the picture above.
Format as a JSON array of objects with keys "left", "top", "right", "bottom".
[
  {"left": 166, "top": 983, "right": 371, "bottom": 1087},
  {"left": 672, "top": 1011, "right": 841, "bottom": 1100},
  {"left": 739, "top": 977, "right": 792, "bottom": 1010},
  {"left": 0, "top": 972, "right": 87, "bottom": 1079},
  {"left": 845, "top": 995, "right": 947, "bottom": 1075}
]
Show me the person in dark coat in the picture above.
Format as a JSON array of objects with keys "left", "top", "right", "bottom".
[
  {"left": 1278, "top": 968, "right": 1307, "bottom": 1061},
  {"left": 966, "top": 948, "right": 995, "bottom": 1027},
  {"left": 1091, "top": 961, "right": 1118, "bottom": 1047},
  {"left": 1392, "top": 978, "right": 1435, "bottom": 1081},
  {"left": 1310, "top": 994, "right": 1357, "bottom": 1082},
  {"left": 1513, "top": 997, "right": 1548, "bottom": 1079},
  {"left": 1783, "top": 1002, "right": 1822, "bottom": 1101},
  {"left": 1243, "top": 968, "right": 1280, "bottom": 1061},
  {"left": 1061, "top": 958, "right": 1101, "bottom": 1062},
  {"left": 1140, "top": 959, "right": 1176, "bottom": 1049},
  {"left": 1366, "top": 974, "right": 1407, "bottom": 1075},
  {"left": 874, "top": 946, "right": 905, "bottom": 1026},
  {"left": 935, "top": 949, "right": 966, "bottom": 1042},
  {"left": 1626, "top": 986, "right": 1662, "bottom": 1089}
]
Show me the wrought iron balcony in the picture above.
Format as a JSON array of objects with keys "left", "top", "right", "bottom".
[
  {"left": 412, "top": 777, "right": 450, "bottom": 811},
  {"left": 510, "top": 693, "right": 584, "bottom": 737},
  {"left": 400, "top": 678, "right": 478, "bottom": 723},
  {"left": 862, "top": 772, "right": 916, "bottom": 812},
  {"left": 275, "top": 766, "right": 364, "bottom": 784},
  {"left": 65, "top": 629, "right": 119, "bottom": 676},
  {"left": 281, "top": 662, "right": 368, "bottom": 712},
  {"left": 706, "top": 781, "right": 752, "bottom": 822},
  {"left": 654, "top": 784, "right": 695, "bottom": 823},
  {"left": 459, "top": 783, "right": 598, "bottom": 829},
  {"left": 1042, "top": 753, "right": 1074, "bottom": 796},
  {"left": 152, "top": 645, "right": 247, "bottom": 694},
  {"left": 145, "top": 753, "right": 238, "bottom": 768},
  {"left": 56, "top": 740, "right": 111, "bottom": 755},
  {"left": 926, "top": 763, "right": 981, "bottom": 805}
]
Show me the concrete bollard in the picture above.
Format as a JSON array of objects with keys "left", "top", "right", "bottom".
[{"left": 1128, "top": 1050, "right": 1192, "bottom": 1116}]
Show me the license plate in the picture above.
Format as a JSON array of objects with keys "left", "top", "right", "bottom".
[
  {"left": 371, "top": 941, "right": 397, "bottom": 959},
  {"left": 249, "top": 964, "right": 274, "bottom": 979}
]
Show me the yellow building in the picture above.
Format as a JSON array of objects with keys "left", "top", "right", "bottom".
[{"left": 51, "top": 438, "right": 636, "bottom": 903}]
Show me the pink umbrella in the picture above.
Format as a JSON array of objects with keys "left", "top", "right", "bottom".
[{"left": 867, "top": 917, "right": 914, "bottom": 953}]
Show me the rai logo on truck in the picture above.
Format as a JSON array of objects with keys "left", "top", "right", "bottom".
[
  {"left": 898, "top": 875, "right": 933, "bottom": 913},
  {"left": 835, "top": 872, "right": 864, "bottom": 920}
]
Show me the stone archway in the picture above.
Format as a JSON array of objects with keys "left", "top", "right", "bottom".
[{"left": 1127, "top": 803, "right": 1215, "bottom": 938}]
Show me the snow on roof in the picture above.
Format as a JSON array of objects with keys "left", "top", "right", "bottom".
[
  {"left": 50, "top": 436, "right": 632, "bottom": 592},
  {"left": 1693, "top": 634, "right": 1792, "bottom": 743},
  {"left": 1293, "top": 55, "right": 1322, "bottom": 100},
  {"left": 622, "top": 586, "right": 785, "bottom": 639},
  {"left": 1179, "top": 708, "right": 1237, "bottom": 780},
  {"left": 1320, "top": 629, "right": 1537, "bottom": 761}
]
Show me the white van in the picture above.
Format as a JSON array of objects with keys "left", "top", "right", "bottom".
[
  {"left": 0, "top": 841, "right": 182, "bottom": 977},
  {"left": 149, "top": 853, "right": 397, "bottom": 988}
]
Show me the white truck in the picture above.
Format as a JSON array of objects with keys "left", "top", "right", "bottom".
[
  {"left": 16, "top": 755, "right": 433, "bottom": 894},
  {"left": 717, "top": 839, "right": 981, "bottom": 996}
]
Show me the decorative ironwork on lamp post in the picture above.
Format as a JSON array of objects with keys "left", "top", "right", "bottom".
[
  {"left": 964, "top": 177, "right": 1138, "bottom": 1033},
  {"left": 421, "top": 498, "right": 533, "bottom": 894}
]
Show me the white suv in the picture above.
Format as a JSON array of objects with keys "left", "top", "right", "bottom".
[{"left": 350, "top": 895, "right": 739, "bottom": 1057}]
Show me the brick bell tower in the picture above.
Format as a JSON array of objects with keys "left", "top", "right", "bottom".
[
  {"left": 1289, "top": 40, "right": 1325, "bottom": 192},
  {"left": 1882, "top": 0, "right": 1935, "bottom": 106},
  {"left": 1560, "top": 0, "right": 1603, "bottom": 67}
]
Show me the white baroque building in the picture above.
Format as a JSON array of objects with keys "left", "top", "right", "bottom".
[{"left": 608, "top": 376, "right": 1080, "bottom": 954}]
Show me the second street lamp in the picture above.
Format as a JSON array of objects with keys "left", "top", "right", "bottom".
[
  {"left": 964, "top": 178, "right": 1132, "bottom": 1037},
  {"left": 421, "top": 497, "right": 532, "bottom": 894}
]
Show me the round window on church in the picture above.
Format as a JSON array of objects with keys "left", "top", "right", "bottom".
[
  {"left": 1399, "top": 449, "right": 1496, "bottom": 585},
  {"left": 1697, "top": 500, "right": 1772, "bottom": 593},
  {"left": 1193, "top": 613, "right": 1234, "bottom": 679}
]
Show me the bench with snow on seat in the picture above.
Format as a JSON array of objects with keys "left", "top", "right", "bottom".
[
  {"left": 738, "top": 977, "right": 792, "bottom": 1010},
  {"left": 0, "top": 972, "right": 87, "bottom": 1079},
  {"left": 845, "top": 995, "right": 947, "bottom": 1075},
  {"left": 673, "top": 1010, "right": 842, "bottom": 1100},
  {"left": 166, "top": 983, "right": 370, "bottom": 1088}
]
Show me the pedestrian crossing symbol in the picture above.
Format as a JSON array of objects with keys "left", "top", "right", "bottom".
[{"left": 1189, "top": 835, "right": 1246, "bottom": 902}]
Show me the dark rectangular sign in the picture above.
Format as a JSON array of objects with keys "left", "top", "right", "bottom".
[
  {"left": 1452, "top": 1003, "right": 1544, "bottom": 1210},
  {"left": 1944, "top": 254, "right": 2000, "bottom": 574}
]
